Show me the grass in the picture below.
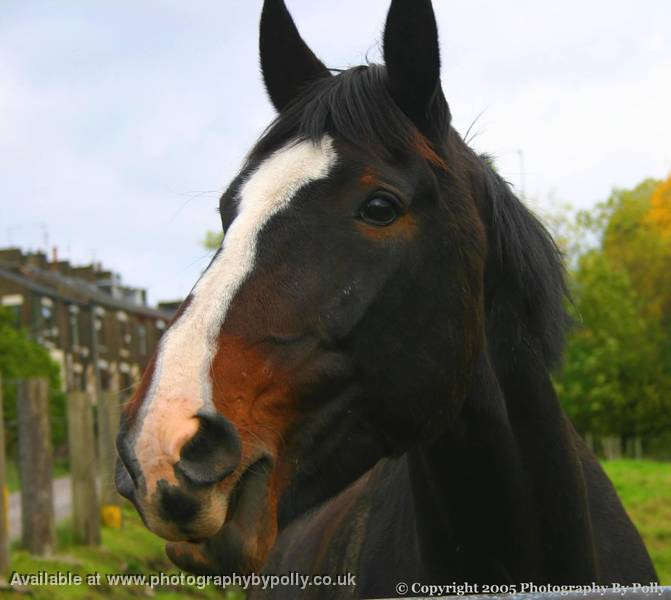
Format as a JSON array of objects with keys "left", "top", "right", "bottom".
[
  {"left": 603, "top": 460, "right": 671, "bottom": 584},
  {"left": 1, "top": 461, "right": 668, "bottom": 596},
  {"left": 3, "top": 506, "right": 244, "bottom": 599}
]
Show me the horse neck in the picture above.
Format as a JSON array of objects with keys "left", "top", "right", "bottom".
[
  {"left": 489, "top": 340, "right": 599, "bottom": 583},
  {"left": 406, "top": 352, "right": 539, "bottom": 583},
  {"left": 406, "top": 349, "right": 598, "bottom": 584}
]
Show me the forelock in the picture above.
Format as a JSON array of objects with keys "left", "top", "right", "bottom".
[{"left": 251, "top": 64, "right": 450, "bottom": 167}]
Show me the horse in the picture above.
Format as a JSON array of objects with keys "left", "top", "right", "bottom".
[{"left": 115, "top": 1, "right": 658, "bottom": 598}]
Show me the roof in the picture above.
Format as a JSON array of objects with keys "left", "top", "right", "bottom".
[
  {"left": 0, "top": 265, "right": 60, "bottom": 298},
  {"left": 0, "top": 264, "right": 172, "bottom": 320}
]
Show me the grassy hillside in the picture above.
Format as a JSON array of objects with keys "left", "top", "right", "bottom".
[{"left": 603, "top": 460, "right": 671, "bottom": 584}]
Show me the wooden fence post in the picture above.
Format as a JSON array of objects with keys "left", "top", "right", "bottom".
[
  {"left": 17, "top": 377, "right": 55, "bottom": 555},
  {"left": 0, "top": 374, "right": 10, "bottom": 575},
  {"left": 67, "top": 390, "right": 100, "bottom": 545},
  {"left": 97, "top": 388, "right": 122, "bottom": 528},
  {"left": 602, "top": 435, "right": 623, "bottom": 461}
]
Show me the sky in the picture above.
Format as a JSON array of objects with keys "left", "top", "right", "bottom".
[{"left": 2, "top": 1, "right": 670, "bottom": 304}]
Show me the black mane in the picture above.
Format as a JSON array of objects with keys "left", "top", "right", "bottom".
[
  {"left": 479, "top": 161, "right": 570, "bottom": 370},
  {"left": 253, "top": 64, "right": 449, "bottom": 163}
]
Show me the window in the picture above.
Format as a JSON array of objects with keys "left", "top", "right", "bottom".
[
  {"left": 137, "top": 324, "right": 147, "bottom": 356},
  {"left": 68, "top": 305, "right": 80, "bottom": 349},
  {"left": 94, "top": 306, "right": 106, "bottom": 348},
  {"left": 72, "top": 371, "right": 83, "bottom": 391},
  {"left": 117, "top": 311, "right": 131, "bottom": 346},
  {"left": 98, "top": 359, "right": 109, "bottom": 391},
  {"left": 1, "top": 294, "right": 23, "bottom": 327},
  {"left": 71, "top": 362, "right": 84, "bottom": 391},
  {"left": 40, "top": 297, "right": 57, "bottom": 343},
  {"left": 99, "top": 368, "right": 110, "bottom": 391},
  {"left": 119, "top": 362, "right": 133, "bottom": 396}
]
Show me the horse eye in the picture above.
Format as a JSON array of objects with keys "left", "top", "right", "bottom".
[{"left": 359, "top": 195, "right": 399, "bottom": 226}]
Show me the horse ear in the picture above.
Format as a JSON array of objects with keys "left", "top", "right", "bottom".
[
  {"left": 260, "top": 0, "right": 331, "bottom": 112},
  {"left": 383, "top": 0, "right": 450, "bottom": 139}
]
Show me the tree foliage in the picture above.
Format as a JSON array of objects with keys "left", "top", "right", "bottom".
[
  {"left": 0, "top": 307, "right": 67, "bottom": 455},
  {"left": 601, "top": 178, "right": 671, "bottom": 321},
  {"left": 553, "top": 174, "right": 671, "bottom": 446},
  {"left": 203, "top": 230, "right": 224, "bottom": 250}
]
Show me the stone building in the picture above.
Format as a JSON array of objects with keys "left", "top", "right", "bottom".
[{"left": 0, "top": 247, "right": 175, "bottom": 397}]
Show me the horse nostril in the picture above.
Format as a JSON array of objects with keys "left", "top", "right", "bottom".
[{"left": 176, "top": 410, "right": 242, "bottom": 487}]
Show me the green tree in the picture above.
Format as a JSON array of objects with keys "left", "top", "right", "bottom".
[
  {"left": 551, "top": 175, "right": 671, "bottom": 451},
  {"left": 597, "top": 177, "right": 671, "bottom": 388},
  {"left": 203, "top": 230, "right": 224, "bottom": 250},
  {"left": 601, "top": 178, "right": 671, "bottom": 322},
  {"left": 555, "top": 251, "right": 670, "bottom": 440},
  {"left": 0, "top": 307, "right": 67, "bottom": 455}
]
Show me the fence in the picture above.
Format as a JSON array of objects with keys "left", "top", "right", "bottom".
[
  {"left": 0, "top": 375, "right": 667, "bottom": 595},
  {"left": 0, "top": 375, "right": 125, "bottom": 575},
  {"left": 0, "top": 374, "right": 9, "bottom": 575}
]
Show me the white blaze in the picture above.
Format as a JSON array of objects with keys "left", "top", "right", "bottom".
[{"left": 133, "top": 136, "right": 337, "bottom": 492}]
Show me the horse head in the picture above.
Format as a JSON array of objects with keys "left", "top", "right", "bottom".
[{"left": 115, "top": 0, "right": 562, "bottom": 576}]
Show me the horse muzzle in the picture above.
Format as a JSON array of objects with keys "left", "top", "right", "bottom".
[{"left": 115, "top": 409, "right": 271, "bottom": 545}]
